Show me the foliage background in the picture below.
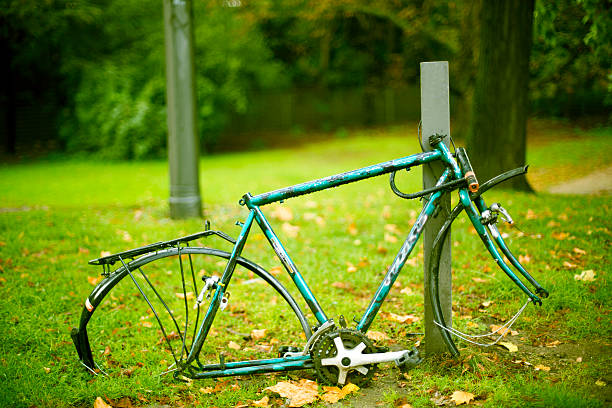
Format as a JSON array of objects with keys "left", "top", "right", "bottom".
[{"left": 1, "top": 0, "right": 610, "bottom": 159}]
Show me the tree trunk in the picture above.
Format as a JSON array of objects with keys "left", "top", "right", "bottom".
[{"left": 467, "top": 0, "right": 534, "bottom": 191}]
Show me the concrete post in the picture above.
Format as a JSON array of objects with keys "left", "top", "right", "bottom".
[
  {"left": 164, "top": 0, "right": 202, "bottom": 219},
  {"left": 420, "top": 62, "right": 452, "bottom": 354}
]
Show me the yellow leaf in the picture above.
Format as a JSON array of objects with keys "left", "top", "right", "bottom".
[
  {"left": 400, "top": 286, "right": 413, "bottom": 295},
  {"left": 574, "top": 270, "right": 596, "bottom": 282},
  {"left": 552, "top": 231, "right": 570, "bottom": 240},
  {"left": 348, "top": 222, "right": 358, "bottom": 236},
  {"left": 282, "top": 222, "right": 300, "bottom": 238},
  {"left": 346, "top": 263, "right": 357, "bottom": 273},
  {"left": 228, "top": 341, "right": 241, "bottom": 350},
  {"left": 563, "top": 261, "right": 577, "bottom": 269},
  {"left": 384, "top": 224, "right": 400, "bottom": 234},
  {"left": 250, "top": 329, "right": 267, "bottom": 340},
  {"left": 573, "top": 247, "right": 586, "bottom": 255},
  {"left": 320, "top": 383, "right": 359, "bottom": 403},
  {"left": 472, "top": 277, "right": 489, "bottom": 283},
  {"left": 265, "top": 379, "right": 319, "bottom": 407},
  {"left": 251, "top": 395, "right": 269, "bottom": 407},
  {"left": 270, "top": 205, "right": 293, "bottom": 221},
  {"left": 534, "top": 364, "right": 550, "bottom": 372},
  {"left": 366, "top": 331, "right": 390, "bottom": 341},
  {"left": 499, "top": 341, "right": 518, "bottom": 352},
  {"left": 93, "top": 397, "right": 112, "bottom": 408},
  {"left": 384, "top": 313, "right": 419, "bottom": 324},
  {"left": 451, "top": 390, "right": 475, "bottom": 405},
  {"left": 141, "top": 321, "right": 153, "bottom": 328},
  {"left": 518, "top": 254, "right": 531, "bottom": 264},
  {"left": 595, "top": 380, "right": 606, "bottom": 387},
  {"left": 200, "top": 386, "right": 215, "bottom": 394},
  {"left": 269, "top": 266, "right": 283, "bottom": 276},
  {"left": 175, "top": 292, "right": 194, "bottom": 300},
  {"left": 384, "top": 233, "right": 398, "bottom": 243},
  {"left": 87, "top": 276, "right": 101, "bottom": 286}
]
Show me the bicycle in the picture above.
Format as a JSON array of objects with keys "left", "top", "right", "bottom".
[{"left": 71, "top": 133, "right": 549, "bottom": 386}]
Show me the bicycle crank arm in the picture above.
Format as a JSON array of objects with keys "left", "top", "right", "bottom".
[{"left": 320, "top": 338, "right": 421, "bottom": 384}]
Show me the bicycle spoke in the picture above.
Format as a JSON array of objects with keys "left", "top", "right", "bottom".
[{"left": 118, "top": 256, "right": 180, "bottom": 368}]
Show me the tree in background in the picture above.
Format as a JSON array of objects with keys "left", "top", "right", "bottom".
[{"left": 467, "top": 0, "right": 535, "bottom": 191}]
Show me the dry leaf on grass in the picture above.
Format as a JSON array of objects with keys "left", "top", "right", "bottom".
[
  {"left": 250, "top": 329, "right": 267, "bottom": 340},
  {"left": 366, "top": 331, "right": 390, "bottom": 341},
  {"left": 574, "top": 270, "right": 596, "bottom": 282},
  {"left": 282, "top": 222, "right": 300, "bottom": 238},
  {"left": 451, "top": 390, "right": 475, "bottom": 405},
  {"left": 383, "top": 312, "right": 420, "bottom": 324},
  {"left": 175, "top": 292, "right": 194, "bottom": 300},
  {"left": 320, "top": 383, "right": 359, "bottom": 403},
  {"left": 499, "top": 341, "right": 518, "bottom": 352},
  {"left": 270, "top": 206, "right": 293, "bottom": 221},
  {"left": 534, "top": 364, "right": 551, "bottom": 372},
  {"left": 251, "top": 396, "right": 269, "bottom": 407},
  {"left": 228, "top": 341, "right": 241, "bottom": 350},
  {"left": 93, "top": 397, "right": 112, "bottom": 408},
  {"left": 87, "top": 276, "right": 101, "bottom": 286},
  {"left": 265, "top": 379, "right": 319, "bottom": 407}
]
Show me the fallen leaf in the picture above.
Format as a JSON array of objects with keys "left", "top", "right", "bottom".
[
  {"left": 472, "top": 277, "right": 489, "bottom": 283},
  {"left": 595, "top": 380, "right": 606, "bottom": 387},
  {"left": 87, "top": 276, "right": 101, "bottom": 286},
  {"left": 346, "top": 263, "right": 357, "bottom": 273},
  {"left": 348, "top": 223, "right": 358, "bottom": 236},
  {"left": 251, "top": 329, "right": 267, "bottom": 340},
  {"left": 451, "top": 390, "right": 475, "bottom": 405},
  {"left": 545, "top": 340, "right": 561, "bottom": 348},
  {"left": 269, "top": 266, "right": 282, "bottom": 276},
  {"left": 384, "top": 233, "right": 398, "bottom": 243},
  {"left": 489, "top": 324, "right": 518, "bottom": 337},
  {"left": 271, "top": 206, "right": 293, "bottom": 221},
  {"left": 499, "top": 341, "right": 518, "bottom": 352},
  {"left": 43, "top": 367, "right": 51, "bottom": 373},
  {"left": 265, "top": 379, "right": 319, "bottom": 407},
  {"left": 563, "top": 261, "right": 577, "bottom": 269},
  {"left": 100, "top": 251, "right": 112, "bottom": 257},
  {"left": 366, "top": 331, "right": 390, "bottom": 341},
  {"left": 576, "top": 357, "right": 583, "bottom": 363},
  {"left": 573, "top": 247, "right": 586, "bottom": 255},
  {"left": 175, "top": 292, "right": 194, "bottom": 300},
  {"left": 400, "top": 286, "right": 413, "bottom": 295},
  {"left": 552, "top": 232, "right": 570, "bottom": 240},
  {"left": 534, "top": 364, "right": 550, "bottom": 372},
  {"left": 282, "top": 223, "right": 300, "bottom": 238},
  {"left": 320, "top": 383, "right": 359, "bottom": 403},
  {"left": 94, "top": 397, "right": 112, "bottom": 408},
  {"left": 384, "top": 313, "right": 420, "bottom": 324},
  {"left": 331, "top": 281, "right": 349, "bottom": 289},
  {"left": 518, "top": 254, "right": 531, "bottom": 264},
  {"left": 574, "top": 270, "right": 596, "bottom": 282},
  {"left": 228, "top": 341, "right": 241, "bottom": 350},
  {"left": 141, "top": 321, "right": 153, "bottom": 328},
  {"left": 251, "top": 395, "right": 269, "bottom": 407},
  {"left": 479, "top": 300, "right": 492, "bottom": 309}
]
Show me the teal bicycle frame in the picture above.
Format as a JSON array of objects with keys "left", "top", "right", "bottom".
[
  {"left": 178, "top": 139, "right": 546, "bottom": 378},
  {"left": 73, "top": 137, "right": 548, "bottom": 380}
]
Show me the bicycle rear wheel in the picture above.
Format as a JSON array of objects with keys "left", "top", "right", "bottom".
[{"left": 72, "top": 246, "right": 311, "bottom": 378}]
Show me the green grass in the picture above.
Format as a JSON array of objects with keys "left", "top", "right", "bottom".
[{"left": 0, "top": 121, "right": 610, "bottom": 407}]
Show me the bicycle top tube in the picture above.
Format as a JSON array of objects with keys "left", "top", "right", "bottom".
[{"left": 242, "top": 150, "right": 443, "bottom": 207}]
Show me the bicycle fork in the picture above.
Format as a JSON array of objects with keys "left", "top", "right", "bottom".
[{"left": 461, "top": 190, "right": 549, "bottom": 304}]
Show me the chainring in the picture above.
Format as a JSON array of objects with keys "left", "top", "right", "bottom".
[{"left": 311, "top": 328, "right": 376, "bottom": 386}]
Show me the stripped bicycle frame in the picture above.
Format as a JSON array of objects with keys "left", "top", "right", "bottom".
[{"left": 72, "top": 137, "right": 548, "bottom": 380}]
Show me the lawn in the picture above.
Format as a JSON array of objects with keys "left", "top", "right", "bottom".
[{"left": 0, "top": 120, "right": 610, "bottom": 407}]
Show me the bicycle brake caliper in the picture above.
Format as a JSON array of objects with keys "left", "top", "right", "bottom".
[
  {"left": 194, "top": 275, "right": 220, "bottom": 309},
  {"left": 481, "top": 203, "right": 513, "bottom": 225}
]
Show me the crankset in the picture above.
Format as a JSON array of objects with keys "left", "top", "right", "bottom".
[{"left": 311, "top": 328, "right": 422, "bottom": 386}]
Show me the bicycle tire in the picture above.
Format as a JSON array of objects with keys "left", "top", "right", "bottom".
[{"left": 72, "top": 246, "right": 312, "bottom": 376}]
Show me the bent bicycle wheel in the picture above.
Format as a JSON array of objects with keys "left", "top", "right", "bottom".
[
  {"left": 428, "top": 169, "right": 536, "bottom": 356},
  {"left": 72, "top": 247, "right": 311, "bottom": 378}
]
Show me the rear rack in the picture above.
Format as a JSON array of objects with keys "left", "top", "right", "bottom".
[{"left": 89, "top": 225, "right": 236, "bottom": 266}]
